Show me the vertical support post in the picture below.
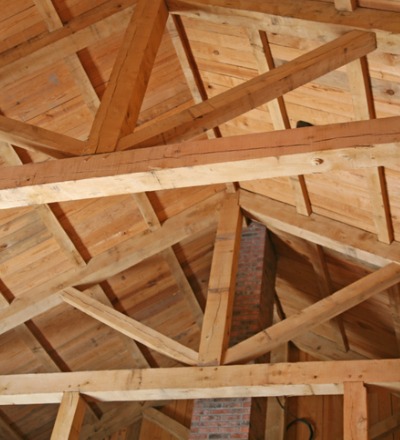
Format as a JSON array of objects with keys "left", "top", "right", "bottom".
[
  {"left": 51, "top": 392, "right": 87, "bottom": 440},
  {"left": 343, "top": 381, "right": 368, "bottom": 440}
]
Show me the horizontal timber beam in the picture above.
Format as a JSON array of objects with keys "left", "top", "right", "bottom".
[
  {"left": 118, "top": 30, "right": 376, "bottom": 149},
  {"left": 166, "top": 0, "right": 400, "bottom": 54},
  {"left": 1, "top": 116, "right": 400, "bottom": 208},
  {"left": 1, "top": 359, "right": 400, "bottom": 404},
  {"left": 239, "top": 189, "right": 400, "bottom": 267}
]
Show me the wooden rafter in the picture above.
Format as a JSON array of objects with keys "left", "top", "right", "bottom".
[
  {"left": 198, "top": 193, "right": 242, "bottom": 365},
  {"left": 61, "top": 287, "right": 199, "bottom": 365},
  {"left": 225, "top": 262, "right": 400, "bottom": 364},
  {"left": 118, "top": 29, "right": 376, "bottom": 149},
  {"left": 240, "top": 189, "right": 400, "bottom": 267},
  {"left": 1, "top": 359, "right": 400, "bottom": 404},
  {"left": 0, "top": 192, "right": 223, "bottom": 336},
  {"left": 2, "top": 115, "right": 400, "bottom": 208},
  {"left": 86, "top": 0, "right": 169, "bottom": 154}
]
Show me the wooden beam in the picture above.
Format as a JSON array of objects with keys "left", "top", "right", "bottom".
[
  {"left": 167, "top": 0, "right": 400, "bottom": 53},
  {"left": 86, "top": 0, "right": 168, "bottom": 154},
  {"left": 1, "top": 359, "right": 400, "bottom": 404},
  {"left": 51, "top": 392, "right": 86, "bottom": 440},
  {"left": 225, "top": 263, "right": 400, "bottom": 364},
  {"left": 239, "top": 189, "right": 400, "bottom": 267},
  {"left": 343, "top": 382, "right": 368, "bottom": 440},
  {"left": 198, "top": 193, "right": 242, "bottom": 365},
  {"left": 0, "top": 115, "right": 84, "bottom": 158},
  {"left": 4, "top": 115, "right": 400, "bottom": 209},
  {"left": 370, "top": 412, "right": 400, "bottom": 439},
  {"left": 143, "top": 408, "right": 189, "bottom": 440},
  {"left": 0, "top": 192, "right": 223, "bottom": 336},
  {"left": 0, "top": 1, "right": 134, "bottom": 88},
  {"left": 61, "top": 287, "right": 199, "bottom": 365},
  {"left": 118, "top": 30, "right": 376, "bottom": 149}
]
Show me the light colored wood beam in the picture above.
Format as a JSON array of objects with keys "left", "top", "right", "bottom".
[
  {"left": 0, "top": 115, "right": 84, "bottom": 158},
  {"left": 239, "top": 189, "right": 400, "bottom": 267},
  {"left": 346, "top": 57, "right": 393, "bottom": 244},
  {"left": 198, "top": 193, "right": 242, "bottom": 365},
  {"left": 118, "top": 30, "right": 376, "bottom": 149},
  {"left": 2, "top": 359, "right": 400, "bottom": 404},
  {"left": 0, "top": 192, "right": 223, "bottom": 336},
  {"left": 143, "top": 408, "right": 189, "bottom": 440},
  {"left": 4, "top": 114, "right": 400, "bottom": 209},
  {"left": 86, "top": 0, "right": 168, "bottom": 154},
  {"left": 167, "top": 0, "right": 400, "bottom": 54},
  {"left": 51, "top": 392, "right": 86, "bottom": 440},
  {"left": 343, "top": 382, "right": 368, "bottom": 440},
  {"left": 225, "top": 263, "right": 400, "bottom": 364},
  {"left": 61, "top": 287, "right": 199, "bottom": 365},
  {"left": 0, "top": 2, "right": 134, "bottom": 89}
]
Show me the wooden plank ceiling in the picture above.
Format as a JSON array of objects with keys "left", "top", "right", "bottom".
[{"left": 1, "top": 0, "right": 400, "bottom": 438}]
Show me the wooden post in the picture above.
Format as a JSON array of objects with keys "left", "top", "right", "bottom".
[
  {"left": 343, "top": 382, "right": 368, "bottom": 440},
  {"left": 51, "top": 392, "right": 86, "bottom": 440}
]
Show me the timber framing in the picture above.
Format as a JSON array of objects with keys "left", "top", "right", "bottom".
[
  {"left": 1, "top": 359, "right": 400, "bottom": 405},
  {"left": 1, "top": 0, "right": 400, "bottom": 437}
]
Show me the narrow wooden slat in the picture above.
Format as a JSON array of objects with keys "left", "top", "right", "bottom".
[
  {"left": 118, "top": 30, "right": 376, "bottom": 149},
  {"left": 132, "top": 192, "right": 203, "bottom": 327},
  {"left": 387, "top": 285, "right": 400, "bottom": 355},
  {"left": 51, "top": 392, "right": 86, "bottom": 440},
  {"left": 4, "top": 114, "right": 400, "bottom": 208},
  {"left": 225, "top": 263, "right": 400, "bottom": 364},
  {"left": 33, "top": 0, "right": 100, "bottom": 114},
  {"left": 246, "top": 27, "right": 312, "bottom": 217},
  {"left": 346, "top": 57, "right": 393, "bottom": 244},
  {"left": 307, "top": 242, "right": 349, "bottom": 351},
  {"left": 61, "top": 287, "right": 199, "bottom": 365},
  {"left": 143, "top": 408, "right": 189, "bottom": 440},
  {"left": 2, "top": 359, "right": 400, "bottom": 404},
  {"left": 198, "top": 193, "right": 242, "bottom": 365},
  {"left": 86, "top": 0, "right": 168, "bottom": 154},
  {"left": 239, "top": 189, "right": 400, "bottom": 267},
  {"left": 343, "top": 382, "right": 368, "bottom": 440}
]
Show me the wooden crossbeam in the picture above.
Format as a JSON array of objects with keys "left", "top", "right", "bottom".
[
  {"left": 370, "top": 412, "right": 400, "bottom": 439},
  {"left": 51, "top": 392, "right": 86, "bottom": 440},
  {"left": 1, "top": 359, "right": 400, "bottom": 404},
  {"left": 239, "top": 189, "right": 400, "bottom": 267},
  {"left": 225, "top": 263, "right": 400, "bottom": 364},
  {"left": 86, "top": 0, "right": 169, "bottom": 154},
  {"left": 118, "top": 30, "right": 376, "bottom": 150},
  {"left": 61, "top": 287, "right": 199, "bottom": 365},
  {"left": 2, "top": 115, "right": 400, "bottom": 208},
  {"left": 0, "top": 192, "right": 223, "bottom": 336},
  {"left": 167, "top": 0, "right": 400, "bottom": 54},
  {"left": 0, "top": 0, "right": 134, "bottom": 88},
  {"left": 0, "top": 115, "right": 84, "bottom": 158},
  {"left": 198, "top": 193, "right": 242, "bottom": 365}
]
